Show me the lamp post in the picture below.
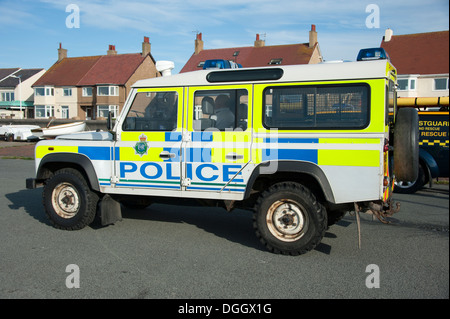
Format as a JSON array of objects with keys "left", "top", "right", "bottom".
[{"left": 9, "top": 74, "right": 22, "bottom": 119}]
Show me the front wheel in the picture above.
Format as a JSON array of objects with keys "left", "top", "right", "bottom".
[
  {"left": 43, "top": 168, "right": 99, "bottom": 230},
  {"left": 253, "top": 182, "right": 327, "bottom": 255}
]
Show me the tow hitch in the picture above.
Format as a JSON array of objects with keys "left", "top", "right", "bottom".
[{"left": 351, "top": 199, "right": 401, "bottom": 248}]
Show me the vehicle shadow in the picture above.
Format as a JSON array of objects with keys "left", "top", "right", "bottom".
[
  {"left": 5, "top": 188, "right": 333, "bottom": 255},
  {"left": 121, "top": 203, "right": 334, "bottom": 255},
  {"left": 4, "top": 188, "right": 52, "bottom": 226}
]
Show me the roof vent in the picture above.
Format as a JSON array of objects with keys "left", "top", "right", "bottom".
[{"left": 156, "top": 61, "right": 175, "bottom": 76}]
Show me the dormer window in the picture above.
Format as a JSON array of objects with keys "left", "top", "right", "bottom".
[{"left": 269, "top": 58, "right": 282, "bottom": 65}]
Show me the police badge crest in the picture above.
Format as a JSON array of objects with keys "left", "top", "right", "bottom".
[{"left": 134, "top": 134, "right": 149, "bottom": 157}]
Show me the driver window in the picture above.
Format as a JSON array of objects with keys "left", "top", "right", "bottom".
[{"left": 123, "top": 91, "right": 178, "bottom": 131}]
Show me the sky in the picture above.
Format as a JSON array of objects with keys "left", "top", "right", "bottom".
[{"left": 0, "top": 0, "right": 448, "bottom": 74}]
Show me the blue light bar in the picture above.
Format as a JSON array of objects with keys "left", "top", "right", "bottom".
[{"left": 357, "top": 48, "right": 390, "bottom": 61}]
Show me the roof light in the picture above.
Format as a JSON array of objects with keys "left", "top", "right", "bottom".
[{"left": 357, "top": 48, "right": 390, "bottom": 61}]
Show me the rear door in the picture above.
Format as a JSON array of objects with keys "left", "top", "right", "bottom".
[{"left": 183, "top": 85, "right": 253, "bottom": 196}]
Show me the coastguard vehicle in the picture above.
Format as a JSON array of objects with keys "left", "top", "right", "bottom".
[
  {"left": 394, "top": 106, "right": 449, "bottom": 193},
  {"left": 26, "top": 48, "right": 418, "bottom": 255}
]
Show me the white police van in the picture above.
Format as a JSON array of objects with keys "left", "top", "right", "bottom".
[{"left": 26, "top": 48, "right": 418, "bottom": 255}]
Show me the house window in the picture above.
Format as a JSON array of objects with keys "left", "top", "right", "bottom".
[
  {"left": 1, "top": 92, "right": 14, "bottom": 101},
  {"left": 63, "top": 88, "right": 72, "bottom": 96},
  {"left": 35, "top": 88, "right": 45, "bottom": 96},
  {"left": 434, "top": 78, "right": 449, "bottom": 91},
  {"left": 35, "top": 105, "right": 54, "bottom": 118},
  {"left": 97, "top": 105, "right": 118, "bottom": 118},
  {"left": 45, "top": 87, "right": 54, "bottom": 96},
  {"left": 82, "top": 87, "right": 93, "bottom": 96},
  {"left": 97, "top": 86, "right": 119, "bottom": 96},
  {"left": 35, "top": 87, "right": 54, "bottom": 96},
  {"left": 397, "top": 78, "right": 416, "bottom": 91}
]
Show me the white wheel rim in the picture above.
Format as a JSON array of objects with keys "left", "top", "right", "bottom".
[
  {"left": 266, "top": 199, "right": 308, "bottom": 242},
  {"left": 52, "top": 182, "right": 80, "bottom": 219}
]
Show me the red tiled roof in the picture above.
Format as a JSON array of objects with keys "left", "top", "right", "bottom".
[
  {"left": 381, "top": 31, "right": 449, "bottom": 75},
  {"left": 78, "top": 53, "right": 146, "bottom": 85},
  {"left": 180, "top": 43, "right": 316, "bottom": 73},
  {"left": 33, "top": 53, "right": 148, "bottom": 87}
]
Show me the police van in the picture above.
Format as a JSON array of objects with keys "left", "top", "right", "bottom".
[{"left": 26, "top": 48, "right": 418, "bottom": 255}]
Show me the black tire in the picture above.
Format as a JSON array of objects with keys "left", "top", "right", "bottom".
[
  {"left": 394, "top": 164, "right": 425, "bottom": 194},
  {"left": 42, "top": 168, "right": 99, "bottom": 230},
  {"left": 327, "top": 210, "right": 347, "bottom": 227},
  {"left": 393, "top": 108, "right": 419, "bottom": 182},
  {"left": 253, "top": 182, "right": 327, "bottom": 255}
]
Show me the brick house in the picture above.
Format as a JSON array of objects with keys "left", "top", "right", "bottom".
[
  {"left": 180, "top": 25, "right": 323, "bottom": 73},
  {"left": 32, "top": 37, "right": 160, "bottom": 120},
  {"left": 381, "top": 29, "right": 449, "bottom": 108}
]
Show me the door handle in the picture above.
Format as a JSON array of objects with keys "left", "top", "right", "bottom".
[
  {"left": 159, "top": 151, "right": 176, "bottom": 159},
  {"left": 226, "top": 152, "right": 244, "bottom": 161}
]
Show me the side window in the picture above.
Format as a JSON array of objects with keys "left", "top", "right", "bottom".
[
  {"left": 123, "top": 91, "right": 178, "bottom": 131},
  {"left": 263, "top": 84, "right": 369, "bottom": 129},
  {"left": 193, "top": 89, "right": 248, "bottom": 131}
]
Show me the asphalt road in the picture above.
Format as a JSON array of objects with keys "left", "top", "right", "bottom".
[{"left": 0, "top": 158, "right": 448, "bottom": 300}]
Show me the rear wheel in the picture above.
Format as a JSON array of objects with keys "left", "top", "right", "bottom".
[
  {"left": 394, "top": 164, "right": 425, "bottom": 194},
  {"left": 43, "top": 168, "right": 98, "bottom": 230},
  {"left": 253, "top": 182, "right": 327, "bottom": 255},
  {"left": 393, "top": 108, "right": 419, "bottom": 182}
]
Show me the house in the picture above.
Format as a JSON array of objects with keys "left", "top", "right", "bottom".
[
  {"left": 32, "top": 37, "right": 160, "bottom": 120},
  {"left": 381, "top": 29, "right": 449, "bottom": 108},
  {"left": 0, "top": 68, "right": 46, "bottom": 119},
  {"left": 180, "top": 25, "right": 323, "bottom": 73}
]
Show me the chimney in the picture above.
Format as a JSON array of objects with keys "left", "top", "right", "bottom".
[
  {"left": 58, "top": 43, "right": 67, "bottom": 62},
  {"left": 254, "top": 34, "right": 265, "bottom": 47},
  {"left": 142, "top": 36, "right": 151, "bottom": 56},
  {"left": 107, "top": 44, "right": 117, "bottom": 55},
  {"left": 384, "top": 28, "right": 394, "bottom": 42},
  {"left": 195, "top": 32, "right": 204, "bottom": 55},
  {"left": 309, "top": 24, "right": 318, "bottom": 48}
]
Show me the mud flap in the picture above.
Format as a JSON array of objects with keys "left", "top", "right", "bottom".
[{"left": 100, "top": 194, "right": 122, "bottom": 226}]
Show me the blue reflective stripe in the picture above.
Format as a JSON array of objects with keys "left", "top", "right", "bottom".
[
  {"left": 264, "top": 138, "right": 319, "bottom": 144},
  {"left": 262, "top": 149, "right": 318, "bottom": 163},
  {"left": 78, "top": 146, "right": 112, "bottom": 160},
  {"left": 187, "top": 186, "right": 245, "bottom": 192},
  {"left": 165, "top": 131, "right": 182, "bottom": 141}
]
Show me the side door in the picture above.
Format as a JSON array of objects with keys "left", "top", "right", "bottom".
[
  {"left": 114, "top": 87, "right": 184, "bottom": 192},
  {"left": 183, "top": 85, "right": 253, "bottom": 196}
]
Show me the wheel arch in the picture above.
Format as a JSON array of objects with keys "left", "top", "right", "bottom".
[
  {"left": 244, "top": 160, "right": 335, "bottom": 204},
  {"left": 37, "top": 153, "right": 100, "bottom": 192}
]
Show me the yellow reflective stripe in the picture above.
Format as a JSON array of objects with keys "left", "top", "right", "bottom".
[
  {"left": 36, "top": 145, "right": 78, "bottom": 159},
  {"left": 319, "top": 138, "right": 380, "bottom": 144},
  {"left": 121, "top": 132, "right": 166, "bottom": 142},
  {"left": 318, "top": 149, "right": 380, "bottom": 167},
  {"left": 120, "top": 146, "right": 164, "bottom": 162}
]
